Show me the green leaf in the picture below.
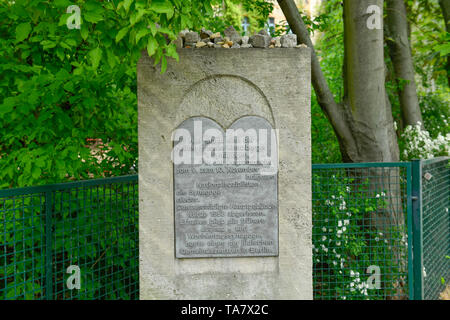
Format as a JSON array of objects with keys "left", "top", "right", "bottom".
[
  {"left": 36, "top": 158, "right": 46, "bottom": 168},
  {"left": 434, "top": 43, "right": 450, "bottom": 57},
  {"left": 80, "top": 26, "right": 89, "bottom": 40},
  {"left": 123, "top": 0, "right": 134, "bottom": 13},
  {"left": 55, "top": 69, "right": 70, "bottom": 81},
  {"left": 135, "top": 28, "right": 149, "bottom": 43},
  {"left": 16, "top": 22, "right": 31, "bottom": 42},
  {"left": 40, "top": 40, "right": 56, "bottom": 50},
  {"left": 166, "top": 44, "right": 179, "bottom": 62},
  {"left": 89, "top": 47, "right": 102, "bottom": 69},
  {"left": 1, "top": 97, "right": 15, "bottom": 115},
  {"left": 160, "top": 55, "right": 167, "bottom": 74},
  {"left": 147, "top": 37, "right": 157, "bottom": 56},
  {"left": 150, "top": 0, "right": 174, "bottom": 19},
  {"left": 31, "top": 167, "right": 41, "bottom": 180},
  {"left": 54, "top": 0, "right": 72, "bottom": 7},
  {"left": 149, "top": 22, "right": 157, "bottom": 36},
  {"left": 115, "top": 27, "right": 129, "bottom": 43},
  {"left": 106, "top": 50, "right": 117, "bottom": 68}
]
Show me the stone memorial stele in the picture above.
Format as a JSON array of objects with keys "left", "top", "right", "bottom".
[
  {"left": 138, "top": 47, "right": 312, "bottom": 299},
  {"left": 174, "top": 116, "right": 279, "bottom": 258}
]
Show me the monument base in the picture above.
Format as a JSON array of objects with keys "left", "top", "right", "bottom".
[{"left": 138, "top": 48, "right": 312, "bottom": 299}]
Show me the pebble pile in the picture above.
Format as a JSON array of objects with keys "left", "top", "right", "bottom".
[{"left": 176, "top": 26, "right": 307, "bottom": 49}]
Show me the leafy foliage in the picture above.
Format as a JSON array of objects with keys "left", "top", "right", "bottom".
[{"left": 0, "top": 0, "right": 217, "bottom": 188}]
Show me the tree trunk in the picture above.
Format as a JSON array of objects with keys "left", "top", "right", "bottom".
[
  {"left": 439, "top": 0, "right": 450, "bottom": 86},
  {"left": 278, "top": 0, "right": 406, "bottom": 299},
  {"left": 276, "top": 0, "right": 358, "bottom": 163},
  {"left": 342, "top": 0, "right": 400, "bottom": 163},
  {"left": 277, "top": 0, "right": 399, "bottom": 163},
  {"left": 386, "top": 0, "right": 423, "bottom": 127}
]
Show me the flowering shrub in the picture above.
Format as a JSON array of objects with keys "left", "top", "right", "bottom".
[
  {"left": 312, "top": 173, "right": 408, "bottom": 300},
  {"left": 401, "top": 122, "right": 450, "bottom": 160}
]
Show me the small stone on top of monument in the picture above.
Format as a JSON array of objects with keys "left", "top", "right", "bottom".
[
  {"left": 224, "top": 25, "right": 241, "bottom": 43},
  {"left": 249, "top": 34, "right": 270, "bottom": 48},
  {"left": 175, "top": 35, "right": 183, "bottom": 49},
  {"left": 258, "top": 29, "right": 270, "bottom": 37},
  {"left": 241, "top": 35, "right": 249, "bottom": 45},
  {"left": 195, "top": 41, "right": 207, "bottom": 48},
  {"left": 214, "top": 36, "right": 224, "bottom": 44},
  {"left": 210, "top": 32, "right": 221, "bottom": 39},
  {"left": 185, "top": 31, "right": 199, "bottom": 44},
  {"left": 273, "top": 36, "right": 281, "bottom": 48},
  {"left": 281, "top": 34, "right": 297, "bottom": 48},
  {"left": 200, "top": 28, "right": 213, "bottom": 40},
  {"left": 179, "top": 29, "right": 189, "bottom": 38}
]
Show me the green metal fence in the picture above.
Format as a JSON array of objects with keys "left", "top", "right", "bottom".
[
  {"left": 312, "top": 162, "right": 412, "bottom": 300},
  {"left": 0, "top": 175, "right": 138, "bottom": 300},
  {"left": 411, "top": 157, "right": 450, "bottom": 300},
  {"left": 1, "top": 160, "right": 448, "bottom": 300}
]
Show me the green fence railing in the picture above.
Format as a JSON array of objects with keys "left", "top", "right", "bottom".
[
  {"left": 411, "top": 157, "right": 450, "bottom": 300},
  {"left": 0, "top": 175, "right": 138, "bottom": 300},
  {"left": 1, "top": 159, "right": 448, "bottom": 300},
  {"left": 312, "top": 162, "right": 413, "bottom": 300}
]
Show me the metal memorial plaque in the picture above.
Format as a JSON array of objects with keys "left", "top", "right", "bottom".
[{"left": 173, "top": 116, "right": 278, "bottom": 258}]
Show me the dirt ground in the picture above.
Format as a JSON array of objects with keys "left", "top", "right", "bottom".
[{"left": 439, "top": 285, "right": 450, "bottom": 300}]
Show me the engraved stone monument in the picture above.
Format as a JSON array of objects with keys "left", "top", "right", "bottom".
[
  {"left": 138, "top": 48, "right": 312, "bottom": 299},
  {"left": 174, "top": 116, "right": 278, "bottom": 258}
]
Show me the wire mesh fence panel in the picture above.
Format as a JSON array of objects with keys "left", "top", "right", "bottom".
[
  {"left": 311, "top": 163, "right": 412, "bottom": 300},
  {"left": 0, "top": 176, "right": 139, "bottom": 300},
  {"left": 421, "top": 158, "right": 450, "bottom": 300},
  {"left": 0, "top": 192, "right": 47, "bottom": 299},
  {"left": 3, "top": 160, "right": 449, "bottom": 300}
]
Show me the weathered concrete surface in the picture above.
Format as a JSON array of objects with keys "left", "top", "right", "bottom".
[{"left": 138, "top": 48, "right": 312, "bottom": 300}]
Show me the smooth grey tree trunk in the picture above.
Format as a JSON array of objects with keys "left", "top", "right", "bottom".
[
  {"left": 386, "top": 0, "right": 423, "bottom": 127},
  {"left": 342, "top": 0, "right": 400, "bottom": 163},
  {"left": 278, "top": 0, "right": 399, "bottom": 163},
  {"left": 278, "top": 0, "right": 407, "bottom": 299}
]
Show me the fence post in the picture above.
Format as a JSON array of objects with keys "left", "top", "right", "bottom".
[
  {"left": 45, "top": 190, "right": 53, "bottom": 300},
  {"left": 411, "top": 160, "right": 424, "bottom": 300}
]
